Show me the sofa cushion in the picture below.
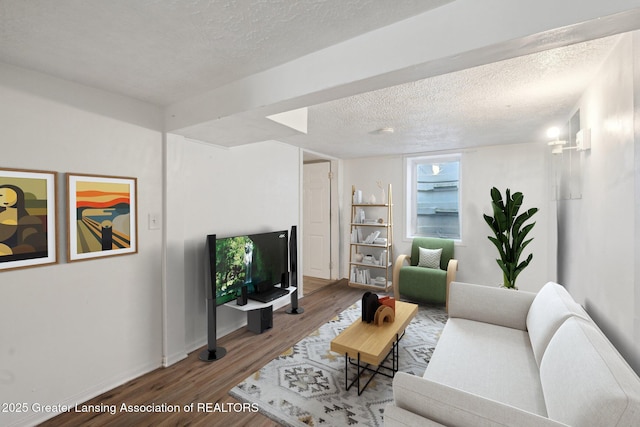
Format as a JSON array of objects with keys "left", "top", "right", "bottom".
[
  {"left": 448, "top": 282, "right": 535, "bottom": 331},
  {"left": 418, "top": 247, "right": 441, "bottom": 269},
  {"left": 424, "top": 318, "right": 547, "bottom": 416},
  {"left": 526, "top": 282, "right": 588, "bottom": 366},
  {"left": 391, "top": 373, "right": 566, "bottom": 427},
  {"left": 540, "top": 317, "right": 640, "bottom": 427}
]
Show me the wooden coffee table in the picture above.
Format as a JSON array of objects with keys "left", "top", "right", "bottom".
[{"left": 330, "top": 300, "right": 418, "bottom": 394}]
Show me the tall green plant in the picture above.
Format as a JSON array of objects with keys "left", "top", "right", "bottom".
[{"left": 483, "top": 187, "right": 538, "bottom": 289}]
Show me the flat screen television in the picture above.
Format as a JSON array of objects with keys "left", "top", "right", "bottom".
[{"left": 209, "top": 230, "right": 289, "bottom": 306}]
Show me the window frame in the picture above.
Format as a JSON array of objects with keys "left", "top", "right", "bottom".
[{"left": 404, "top": 153, "right": 462, "bottom": 242}]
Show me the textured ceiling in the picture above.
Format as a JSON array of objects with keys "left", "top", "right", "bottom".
[
  {"left": 0, "top": 0, "right": 450, "bottom": 105},
  {"left": 0, "top": 1, "right": 629, "bottom": 159},
  {"left": 180, "top": 34, "right": 622, "bottom": 158},
  {"left": 281, "top": 34, "right": 621, "bottom": 158}
]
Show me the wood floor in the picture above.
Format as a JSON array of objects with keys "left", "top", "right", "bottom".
[
  {"left": 302, "top": 275, "right": 336, "bottom": 295},
  {"left": 42, "top": 279, "right": 363, "bottom": 427}
]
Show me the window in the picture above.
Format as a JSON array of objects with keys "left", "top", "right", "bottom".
[{"left": 406, "top": 154, "right": 461, "bottom": 240}]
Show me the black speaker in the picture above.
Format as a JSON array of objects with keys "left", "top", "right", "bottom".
[
  {"left": 286, "top": 225, "right": 304, "bottom": 315},
  {"left": 287, "top": 287, "right": 304, "bottom": 315},
  {"left": 281, "top": 271, "right": 289, "bottom": 288},
  {"left": 248, "top": 305, "right": 273, "bottom": 333},
  {"left": 237, "top": 285, "right": 248, "bottom": 306},
  {"left": 289, "top": 225, "right": 298, "bottom": 287},
  {"left": 199, "top": 299, "right": 227, "bottom": 361},
  {"left": 200, "top": 234, "right": 227, "bottom": 362}
]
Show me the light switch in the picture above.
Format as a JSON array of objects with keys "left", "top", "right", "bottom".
[{"left": 148, "top": 213, "right": 161, "bottom": 230}]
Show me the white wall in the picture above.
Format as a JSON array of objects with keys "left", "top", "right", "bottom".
[
  {"left": 557, "top": 32, "right": 640, "bottom": 372},
  {"left": 460, "top": 143, "right": 556, "bottom": 291},
  {"left": 0, "top": 63, "right": 164, "bottom": 426},
  {"left": 165, "top": 136, "right": 300, "bottom": 355},
  {"left": 342, "top": 142, "right": 555, "bottom": 293}
]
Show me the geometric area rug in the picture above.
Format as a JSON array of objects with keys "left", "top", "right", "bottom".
[{"left": 230, "top": 301, "right": 447, "bottom": 426}]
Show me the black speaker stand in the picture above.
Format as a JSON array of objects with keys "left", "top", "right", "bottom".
[
  {"left": 286, "top": 286, "right": 304, "bottom": 315},
  {"left": 199, "top": 347, "right": 227, "bottom": 362},
  {"left": 200, "top": 298, "right": 227, "bottom": 362}
]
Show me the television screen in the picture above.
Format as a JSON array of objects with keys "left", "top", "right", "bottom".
[{"left": 212, "top": 230, "right": 288, "bottom": 305}]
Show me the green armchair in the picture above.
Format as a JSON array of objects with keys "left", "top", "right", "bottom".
[{"left": 392, "top": 237, "right": 458, "bottom": 309}]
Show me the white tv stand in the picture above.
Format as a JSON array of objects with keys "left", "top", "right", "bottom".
[{"left": 224, "top": 286, "right": 296, "bottom": 333}]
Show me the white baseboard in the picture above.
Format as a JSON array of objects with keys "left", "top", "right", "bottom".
[{"left": 163, "top": 350, "right": 188, "bottom": 367}]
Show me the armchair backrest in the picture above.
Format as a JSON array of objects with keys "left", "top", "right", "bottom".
[{"left": 410, "top": 237, "right": 455, "bottom": 270}]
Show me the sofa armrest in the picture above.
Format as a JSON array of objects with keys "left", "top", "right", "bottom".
[
  {"left": 392, "top": 372, "right": 568, "bottom": 427},
  {"left": 392, "top": 254, "right": 411, "bottom": 300},
  {"left": 448, "top": 282, "right": 536, "bottom": 331},
  {"left": 445, "top": 259, "right": 458, "bottom": 312}
]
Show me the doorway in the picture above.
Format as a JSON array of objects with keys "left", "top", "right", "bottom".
[{"left": 302, "top": 160, "right": 335, "bottom": 293}]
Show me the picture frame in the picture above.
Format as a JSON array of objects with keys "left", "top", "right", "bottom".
[
  {"left": 0, "top": 167, "right": 58, "bottom": 271},
  {"left": 67, "top": 173, "right": 137, "bottom": 262}
]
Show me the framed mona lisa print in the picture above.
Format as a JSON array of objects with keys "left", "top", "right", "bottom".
[{"left": 0, "top": 167, "right": 58, "bottom": 271}]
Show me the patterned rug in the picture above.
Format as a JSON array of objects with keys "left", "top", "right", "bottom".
[{"left": 230, "top": 301, "right": 447, "bottom": 426}]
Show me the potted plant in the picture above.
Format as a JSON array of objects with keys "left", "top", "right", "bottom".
[{"left": 483, "top": 187, "right": 538, "bottom": 289}]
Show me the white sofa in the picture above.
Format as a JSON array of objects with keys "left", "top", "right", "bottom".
[{"left": 385, "top": 281, "right": 640, "bottom": 427}]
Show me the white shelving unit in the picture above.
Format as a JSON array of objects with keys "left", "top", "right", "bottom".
[{"left": 348, "top": 184, "right": 393, "bottom": 291}]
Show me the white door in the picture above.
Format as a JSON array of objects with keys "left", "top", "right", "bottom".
[{"left": 303, "top": 162, "right": 331, "bottom": 279}]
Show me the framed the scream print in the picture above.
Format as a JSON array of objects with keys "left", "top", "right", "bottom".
[{"left": 67, "top": 174, "right": 137, "bottom": 262}]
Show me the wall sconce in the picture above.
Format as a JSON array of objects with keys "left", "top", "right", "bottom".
[
  {"left": 547, "top": 126, "right": 591, "bottom": 155},
  {"left": 550, "top": 112, "right": 584, "bottom": 201},
  {"left": 576, "top": 128, "right": 591, "bottom": 151},
  {"left": 547, "top": 126, "right": 561, "bottom": 139},
  {"left": 547, "top": 126, "right": 567, "bottom": 155},
  {"left": 548, "top": 139, "right": 567, "bottom": 154}
]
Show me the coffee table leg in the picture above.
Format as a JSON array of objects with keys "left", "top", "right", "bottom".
[
  {"left": 394, "top": 333, "right": 399, "bottom": 372},
  {"left": 345, "top": 353, "right": 364, "bottom": 394},
  {"left": 357, "top": 353, "right": 361, "bottom": 394},
  {"left": 344, "top": 330, "right": 407, "bottom": 394},
  {"left": 345, "top": 354, "right": 348, "bottom": 391},
  {"left": 345, "top": 353, "right": 385, "bottom": 396}
]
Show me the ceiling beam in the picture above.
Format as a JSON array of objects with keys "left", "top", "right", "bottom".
[{"left": 165, "top": 0, "right": 640, "bottom": 140}]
